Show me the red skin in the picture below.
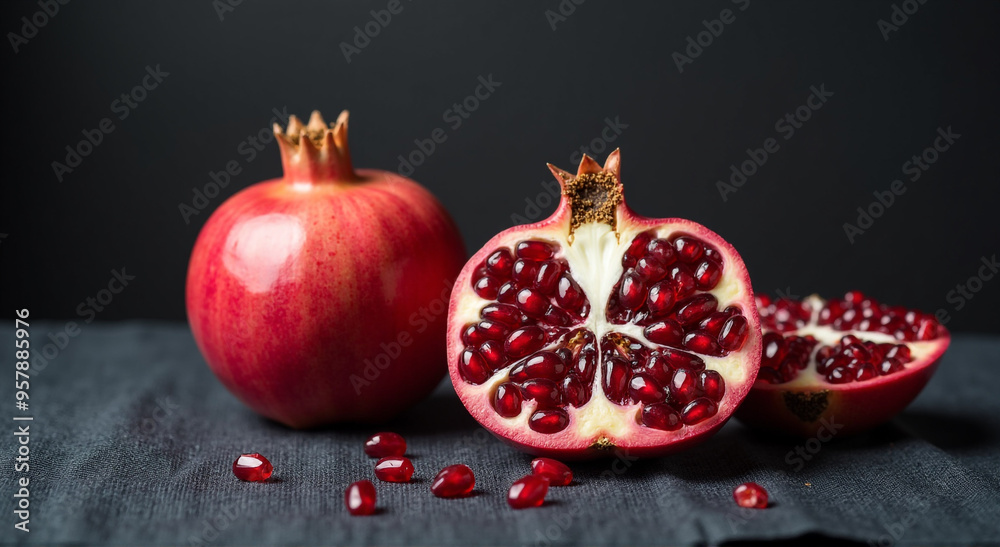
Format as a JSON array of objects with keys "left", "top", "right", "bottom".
[
  {"left": 737, "top": 333, "right": 949, "bottom": 437},
  {"left": 187, "top": 113, "right": 465, "bottom": 428}
]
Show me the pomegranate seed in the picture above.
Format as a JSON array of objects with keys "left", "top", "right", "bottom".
[
  {"left": 534, "top": 261, "right": 562, "bottom": 294},
  {"left": 698, "top": 370, "right": 726, "bottom": 401},
  {"left": 761, "top": 332, "right": 786, "bottom": 368},
  {"left": 528, "top": 409, "right": 569, "bottom": 434},
  {"left": 508, "top": 474, "right": 550, "bottom": 509},
  {"left": 640, "top": 403, "right": 682, "bottom": 431},
  {"left": 478, "top": 340, "right": 507, "bottom": 370},
  {"left": 374, "top": 456, "right": 414, "bottom": 483},
  {"left": 562, "top": 375, "right": 590, "bottom": 407},
  {"left": 844, "top": 291, "right": 865, "bottom": 305},
  {"left": 672, "top": 236, "right": 704, "bottom": 263},
  {"left": 603, "top": 357, "right": 632, "bottom": 405},
  {"left": 670, "top": 369, "right": 698, "bottom": 405},
  {"left": 644, "top": 319, "right": 684, "bottom": 346},
  {"left": 916, "top": 318, "right": 938, "bottom": 340},
  {"left": 516, "top": 288, "right": 549, "bottom": 318},
  {"left": 543, "top": 306, "right": 572, "bottom": 326},
  {"left": 629, "top": 373, "right": 667, "bottom": 404},
  {"left": 643, "top": 353, "right": 673, "bottom": 385},
  {"left": 646, "top": 282, "right": 676, "bottom": 317},
  {"left": 646, "top": 238, "right": 677, "bottom": 265},
  {"left": 670, "top": 266, "right": 697, "bottom": 298},
  {"left": 531, "top": 458, "right": 573, "bottom": 486},
  {"left": 481, "top": 303, "right": 524, "bottom": 327},
  {"left": 473, "top": 276, "right": 500, "bottom": 299},
  {"left": 683, "top": 330, "right": 722, "bottom": 355},
  {"left": 681, "top": 397, "right": 717, "bottom": 425},
  {"left": 497, "top": 282, "right": 517, "bottom": 303},
  {"left": 486, "top": 248, "right": 514, "bottom": 278},
  {"left": 675, "top": 294, "right": 718, "bottom": 325},
  {"left": 556, "top": 275, "right": 585, "bottom": 312},
  {"left": 878, "top": 357, "right": 904, "bottom": 375},
  {"left": 232, "top": 453, "right": 273, "bottom": 482},
  {"left": 855, "top": 363, "right": 877, "bottom": 382},
  {"left": 364, "top": 432, "right": 406, "bottom": 458},
  {"left": 516, "top": 240, "right": 555, "bottom": 260},
  {"left": 431, "top": 464, "right": 475, "bottom": 498},
  {"left": 519, "top": 379, "right": 563, "bottom": 408},
  {"left": 693, "top": 260, "right": 722, "bottom": 290},
  {"left": 492, "top": 382, "right": 523, "bottom": 417},
  {"left": 512, "top": 259, "right": 539, "bottom": 286},
  {"left": 458, "top": 348, "right": 491, "bottom": 384},
  {"left": 635, "top": 257, "right": 668, "bottom": 282},
  {"left": 505, "top": 326, "right": 546, "bottom": 359},
  {"left": 574, "top": 347, "right": 597, "bottom": 379},
  {"left": 624, "top": 231, "right": 655, "bottom": 267},
  {"left": 345, "top": 480, "right": 377, "bottom": 516},
  {"left": 826, "top": 366, "right": 852, "bottom": 384},
  {"left": 733, "top": 482, "right": 769, "bottom": 509},
  {"left": 661, "top": 348, "right": 706, "bottom": 371},
  {"left": 718, "top": 315, "right": 749, "bottom": 352},
  {"left": 509, "top": 351, "right": 568, "bottom": 382},
  {"left": 619, "top": 269, "right": 646, "bottom": 310},
  {"left": 698, "top": 311, "right": 731, "bottom": 337}
]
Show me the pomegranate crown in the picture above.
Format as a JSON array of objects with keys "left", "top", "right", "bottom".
[
  {"left": 546, "top": 149, "right": 624, "bottom": 234},
  {"left": 273, "top": 110, "right": 356, "bottom": 183}
]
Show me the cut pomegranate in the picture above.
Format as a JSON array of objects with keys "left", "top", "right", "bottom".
[
  {"left": 345, "top": 480, "right": 377, "bottom": 516},
  {"left": 447, "top": 152, "right": 761, "bottom": 458},
  {"left": 507, "top": 475, "right": 550, "bottom": 509},
  {"left": 232, "top": 453, "right": 273, "bottom": 482},
  {"left": 364, "top": 432, "right": 406, "bottom": 458},
  {"left": 374, "top": 456, "right": 414, "bottom": 483},
  {"left": 733, "top": 482, "right": 768, "bottom": 509},
  {"left": 530, "top": 458, "right": 573, "bottom": 486},
  {"left": 737, "top": 293, "right": 950, "bottom": 436},
  {"left": 430, "top": 464, "right": 475, "bottom": 498}
]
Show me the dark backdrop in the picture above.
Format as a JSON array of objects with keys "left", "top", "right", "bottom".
[{"left": 2, "top": 0, "right": 998, "bottom": 333}]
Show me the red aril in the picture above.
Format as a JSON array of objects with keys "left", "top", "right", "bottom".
[
  {"left": 232, "top": 453, "right": 273, "bottom": 482},
  {"left": 186, "top": 111, "right": 465, "bottom": 428},
  {"left": 430, "top": 464, "right": 475, "bottom": 498},
  {"left": 374, "top": 456, "right": 414, "bottom": 483},
  {"left": 737, "top": 292, "right": 950, "bottom": 436},
  {"left": 364, "top": 432, "right": 406, "bottom": 458},
  {"left": 345, "top": 480, "right": 377, "bottom": 516},
  {"left": 530, "top": 457, "right": 573, "bottom": 486},
  {"left": 447, "top": 152, "right": 761, "bottom": 458},
  {"left": 508, "top": 475, "right": 550, "bottom": 509},
  {"left": 733, "top": 482, "right": 768, "bottom": 509}
]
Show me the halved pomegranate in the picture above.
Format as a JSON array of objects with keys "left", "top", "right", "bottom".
[
  {"left": 736, "top": 292, "right": 950, "bottom": 436},
  {"left": 446, "top": 152, "right": 762, "bottom": 459}
]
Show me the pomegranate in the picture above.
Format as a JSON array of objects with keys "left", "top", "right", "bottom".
[
  {"left": 430, "top": 464, "right": 475, "bottom": 498},
  {"left": 737, "top": 292, "right": 950, "bottom": 436},
  {"left": 374, "top": 456, "right": 414, "bottom": 482},
  {"left": 446, "top": 152, "right": 761, "bottom": 458},
  {"left": 733, "top": 482, "right": 768, "bottom": 509},
  {"left": 507, "top": 475, "right": 550, "bottom": 509},
  {"left": 232, "top": 453, "right": 273, "bottom": 482},
  {"left": 530, "top": 457, "right": 573, "bottom": 486},
  {"left": 186, "top": 111, "right": 466, "bottom": 428},
  {"left": 345, "top": 480, "right": 377, "bottom": 516},
  {"left": 364, "top": 432, "right": 406, "bottom": 458}
]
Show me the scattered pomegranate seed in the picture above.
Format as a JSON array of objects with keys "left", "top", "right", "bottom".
[
  {"left": 430, "top": 464, "right": 475, "bottom": 498},
  {"left": 531, "top": 458, "right": 573, "bottom": 486},
  {"left": 232, "top": 453, "right": 273, "bottom": 482},
  {"left": 364, "top": 432, "right": 406, "bottom": 458},
  {"left": 345, "top": 480, "right": 377, "bottom": 516},
  {"left": 508, "top": 474, "right": 550, "bottom": 509},
  {"left": 374, "top": 456, "right": 414, "bottom": 483},
  {"left": 733, "top": 482, "right": 769, "bottom": 509}
]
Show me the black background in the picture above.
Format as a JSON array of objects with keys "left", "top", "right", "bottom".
[{"left": 2, "top": 0, "right": 998, "bottom": 333}]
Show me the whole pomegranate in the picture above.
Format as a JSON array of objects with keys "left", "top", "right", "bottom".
[
  {"left": 736, "top": 292, "right": 950, "bottom": 436},
  {"left": 186, "top": 111, "right": 465, "bottom": 428},
  {"left": 446, "top": 151, "right": 762, "bottom": 459}
]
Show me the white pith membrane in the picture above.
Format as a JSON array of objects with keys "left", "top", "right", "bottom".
[
  {"left": 754, "top": 293, "right": 950, "bottom": 389},
  {"left": 447, "top": 153, "right": 761, "bottom": 452}
]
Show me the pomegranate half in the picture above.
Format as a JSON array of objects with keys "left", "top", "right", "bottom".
[
  {"left": 736, "top": 292, "right": 950, "bottom": 437},
  {"left": 186, "top": 111, "right": 465, "bottom": 428},
  {"left": 446, "top": 151, "right": 762, "bottom": 459}
]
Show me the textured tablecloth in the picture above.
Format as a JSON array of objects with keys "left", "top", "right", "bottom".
[{"left": 2, "top": 323, "right": 998, "bottom": 546}]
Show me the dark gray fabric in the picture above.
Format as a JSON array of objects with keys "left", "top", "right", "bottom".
[{"left": 2, "top": 323, "right": 998, "bottom": 546}]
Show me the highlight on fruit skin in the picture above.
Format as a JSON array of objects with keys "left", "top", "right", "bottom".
[
  {"left": 736, "top": 291, "right": 950, "bottom": 437},
  {"left": 186, "top": 110, "right": 466, "bottom": 429},
  {"left": 446, "top": 150, "right": 763, "bottom": 459}
]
